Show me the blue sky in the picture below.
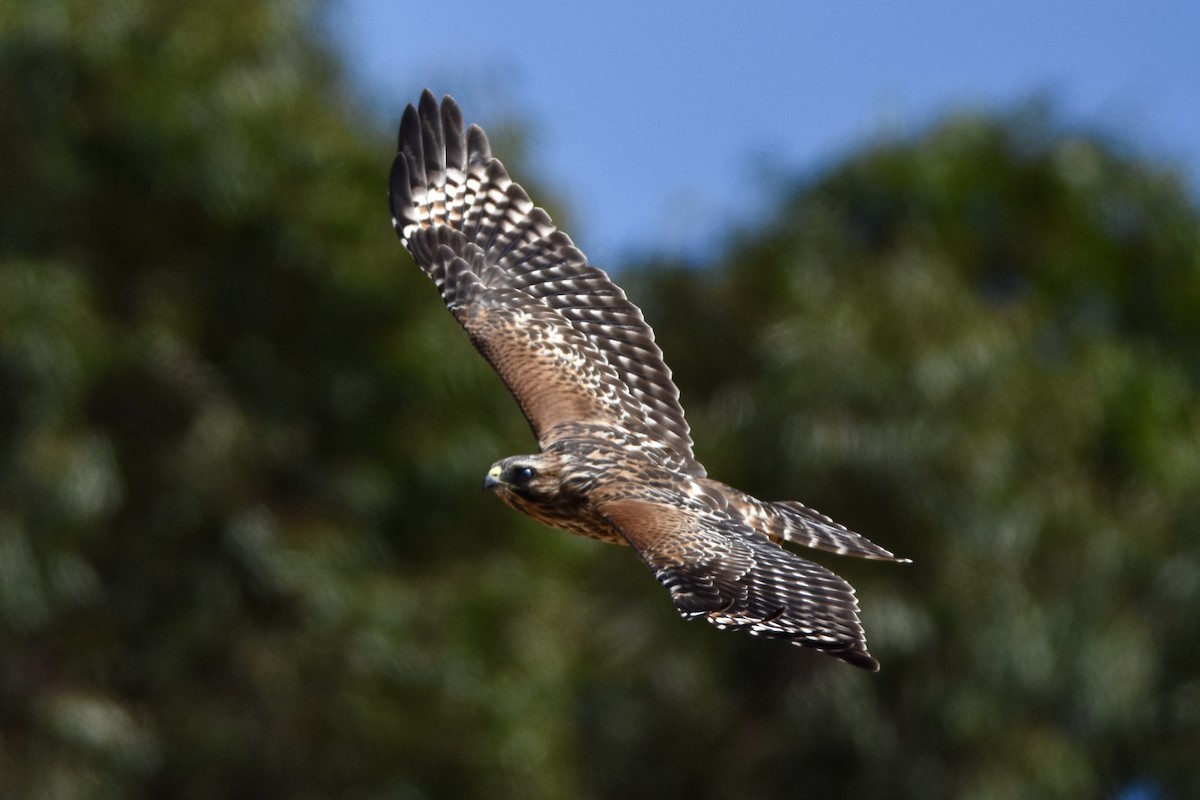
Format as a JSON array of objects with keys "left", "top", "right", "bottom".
[{"left": 329, "top": 0, "right": 1200, "bottom": 266}]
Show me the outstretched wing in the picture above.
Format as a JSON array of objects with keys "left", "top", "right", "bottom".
[
  {"left": 596, "top": 491, "right": 881, "bottom": 670},
  {"left": 390, "top": 91, "right": 703, "bottom": 476}
]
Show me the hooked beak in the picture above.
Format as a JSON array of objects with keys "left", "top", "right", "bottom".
[{"left": 482, "top": 465, "right": 504, "bottom": 492}]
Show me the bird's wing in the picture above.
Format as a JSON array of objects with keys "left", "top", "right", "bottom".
[
  {"left": 390, "top": 91, "right": 703, "bottom": 476},
  {"left": 595, "top": 489, "right": 880, "bottom": 670}
]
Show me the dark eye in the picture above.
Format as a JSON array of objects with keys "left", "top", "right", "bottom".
[{"left": 512, "top": 466, "right": 535, "bottom": 483}]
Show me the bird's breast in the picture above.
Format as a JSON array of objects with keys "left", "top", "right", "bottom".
[{"left": 499, "top": 486, "right": 627, "bottom": 545}]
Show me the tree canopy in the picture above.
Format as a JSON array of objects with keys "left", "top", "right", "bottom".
[{"left": 2, "top": 1, "right": 1198, "bottom": 798}]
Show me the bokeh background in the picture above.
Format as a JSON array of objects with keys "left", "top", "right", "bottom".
[{"left": 2, "top": 1, "right": 1198, "bottom": 798}]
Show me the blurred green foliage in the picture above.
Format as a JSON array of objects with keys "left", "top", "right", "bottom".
[{"left": 2, "top": 1, "right": 1199, "bottom": 798}]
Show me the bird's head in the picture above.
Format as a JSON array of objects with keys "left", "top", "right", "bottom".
[
  {"left": 482, "top": 452, "right": 601, "bottom": 536},
  {"left": 482, "top": 455, "right": 559, "bottom": 503}
]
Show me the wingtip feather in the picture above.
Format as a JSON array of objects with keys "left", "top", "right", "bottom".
[
  {"left": 441, "top": 96, "right": 466, "bottom": 172},
  {"left": 418, "top": 92, "right": 446, "bottom": 184},
  {"left": 397, "top": 103, "right": 422, "bottom": 169},
  {"left": 388, "top": 153, "right": 412, "bottom": 235},
  {"left": 467, "top": 124, "right": 492, "bottom": 165}
]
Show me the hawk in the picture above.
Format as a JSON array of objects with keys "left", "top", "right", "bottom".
[{"left": 389, "top": 91, "right": 908, "bottom": 670}]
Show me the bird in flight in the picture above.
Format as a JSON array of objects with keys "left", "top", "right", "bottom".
[{"left": 389, "top": 91, "right": 908, "bottom": 670}]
